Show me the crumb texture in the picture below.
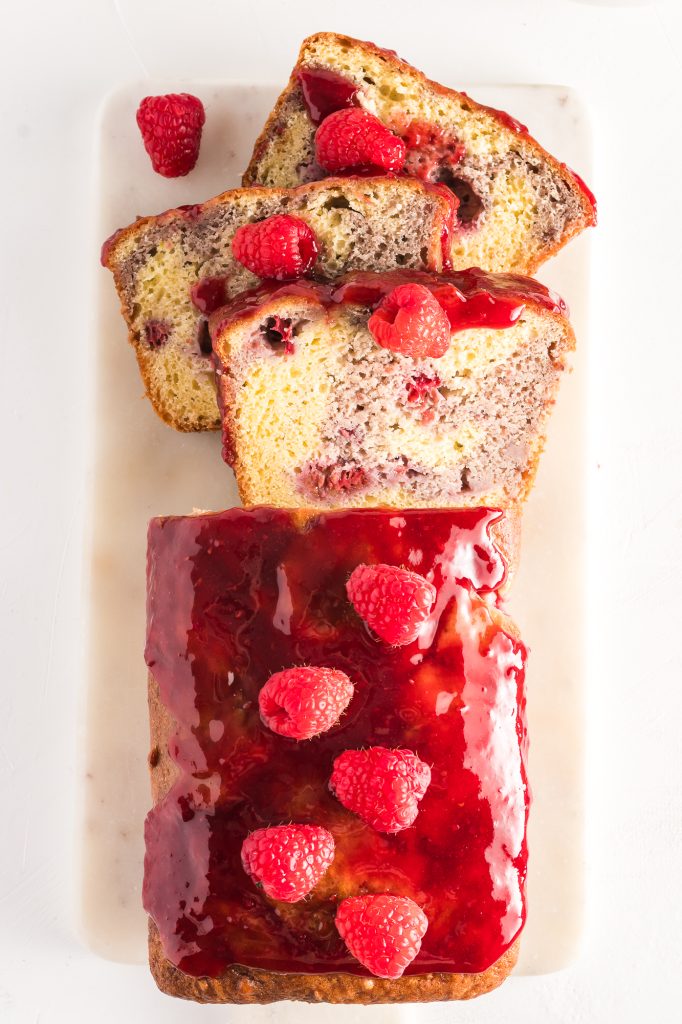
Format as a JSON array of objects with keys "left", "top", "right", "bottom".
[{"left": 103, "top": 178, "right": 446, "bottom": 431}]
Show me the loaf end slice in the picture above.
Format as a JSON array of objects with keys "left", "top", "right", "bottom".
[{"left": 244, "top": 32, "right": 596, "bottom": 275}]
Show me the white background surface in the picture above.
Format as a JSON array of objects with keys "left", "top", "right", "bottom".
[{"left": 2, "top": 1, "right": 682, "bottom": 1022}]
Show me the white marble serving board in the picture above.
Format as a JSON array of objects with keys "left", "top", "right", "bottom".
[{"left": 80, "top": 81, "right": 591, "bottom": 978}]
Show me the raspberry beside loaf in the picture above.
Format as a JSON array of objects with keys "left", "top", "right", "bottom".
[
  {"left": 102, "top": 177, "right": 450, "bottom": 431},
  {"left": 144, "top": 507, "right": 529, "bottom": 1003},
  {"left": 244, "top": 32, "right": 595, "bottom": 274},
  {"left": 210, "top": 270, "right": 574, "bottom": 510}
]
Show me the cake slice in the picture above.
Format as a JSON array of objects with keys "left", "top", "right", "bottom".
[
  {"left": 144, "top": 506, "right": 529, "bottom": 1003},
  {"left": 210, "top": 269, "right": 574, "bottom": 510},
  {"left": 244, "top": 33, "right": 596, "bottom": 274},
  {"left": 101, "top": 177, "right": 451, "bottom": 431}
]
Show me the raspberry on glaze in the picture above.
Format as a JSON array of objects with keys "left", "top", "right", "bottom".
[
  {"left": 368, "top": 283, "right": 451, "bottom": 359},
  {"left": 136, "top": 93, "right": 205, "bottom": 178},
  {"left": 330, "top": 746, "right": 431, "bottom": 833},
  {"left": 232, "top": 215, "right": 319, "bottom": 281},
  {"left": 144, "top": 320, "right": 170, "bottom": 349},
  {"left": 347, "top": 563, "right": 436, "bottom": 646},
  {"left": 241, "top": 825, "right": 335, "bottom": 902},
  {"left": 336, "top": 894, "right": 428, "bottom": 979},
  {"left": 315, "top": 108, "right": 406, "bottom": 175},
  {"left": 259, "top": 666, "right": 354, "bottom": 740}
]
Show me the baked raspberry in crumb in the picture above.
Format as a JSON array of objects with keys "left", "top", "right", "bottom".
[
  {"left": 368, "top": 283, "right": 451, "bottom": 358},
  {"left": 144, "top": 320, "right": 170, "bottom": 349},
  {"left": 346, "top": 562, "right": 436, "bottom": 646},
  {"left": 330, "top": 746, "right": 431, "bottom": 833},
  {"left": 136, "top": 93, "right": 205, "bottom": 177},
  {"left": 241, "top": 825, "right": 335, "bottom": 903},
  {"left": 315, "top": 108, "right": 406, "bottom": 174},
  {"left": 259, "top": 666, "right": 354, "bottom": 740},
  {"left": 336, "top": 894, "right": 428, "bottom": 978},
  {"left": 232, "top": 215, "right": 319, "bottom": 280}
]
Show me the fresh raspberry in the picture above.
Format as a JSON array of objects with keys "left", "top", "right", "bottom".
[
  {"left": 231, "top": 215, "right": 319, "bottom": 280},
  {"left": 346, "top": 563, "right": 436, "bottom": 646},
  {"left": 136, "top": 93, "right": 205, "bottom": 177},
  {"left": 335, "top": 894, "right": 428, "bottom": 978},
  {"left": 259, "top": 666, "right": 354, "bottom": 740},
  {"left": 330, "top": 746, "right": 431, "bottom": 833},
  {"left": 241, "top": 824, "right": 335, "bottom": 902},
  {"left": 315, "top": 108, "right": 406, "bottom": 174},
  {"left": 368, "top": 283, "right": 451, "bottom": 359}
]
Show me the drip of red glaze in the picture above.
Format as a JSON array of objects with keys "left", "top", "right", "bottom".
[
  {"left": 461, "top": 92, "right": 528, "bottom": 135},
  {"left": 560, "top": 163, "right": 597, "bottom": 225},
  {"left": 175, "top": 203, "right": 202, "bottom": 219},
  {"left": 143, "top": 507, "right": 524, "bottom": 979},
  {"left": 209, "top": 269, "right": 566, "bottom": 344},
  {"left": 190, "top": 276, "right": 229, "bottom": 316},
  {"left": 297, "top": 68, "right": 360, "bottom": 125}
]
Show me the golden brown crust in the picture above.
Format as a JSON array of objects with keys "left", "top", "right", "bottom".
[
  {"left": 243, "top": 32, "right": 595, "bottom": 272},
  {"left": 148, "top": 920, "right": 518, "bottom": 1003}
]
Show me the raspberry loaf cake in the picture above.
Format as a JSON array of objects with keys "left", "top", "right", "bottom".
[
  {"left": 144, "top": 507, "right": 529, "bottom": 1003},
  {"left": 210, "top": 269, "right": 574, "bottom": 510},
  {"left": 102, "top": 177, "right": 451, "bottom": 431},
  {"left": 244, "top": 33, "right": 596, "bottom": 274}
]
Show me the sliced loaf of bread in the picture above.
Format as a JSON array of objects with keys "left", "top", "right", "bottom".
[
  {"left": 244, "top": 33, "right": 596, "bottom": 275},
  {"left": 210, "top": 270, "right": 574, "bottom": 510},
  {"left": 102, "top": 177, "right": 451, "bottom": 431}
]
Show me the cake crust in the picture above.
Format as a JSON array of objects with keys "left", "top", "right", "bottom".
[{"left": 148, "top": 917, "right": 519, "bottom": 1004}]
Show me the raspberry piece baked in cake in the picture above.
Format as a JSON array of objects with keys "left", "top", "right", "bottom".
[
  {"left": 209, "top": 269, "right": 574, "bottom": 510},
  {"left": 244, "top": 33, "right": 596, "bottom": 274},
  {"left": 144, "top": 507, "right": 529, "bottom": 1003},
  {"left": 101, "top": 177, "right": 451, "bottom": 431}
]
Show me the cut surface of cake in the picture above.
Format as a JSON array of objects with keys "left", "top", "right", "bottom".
[
  {"left": 210, "top": 269, "right": 574, "bottom": 510},
  {"left": 102, "top": 176, "right": 451, "bottom": 431},
  {"left": 244, "top": 33, "right": 596, "bottom": 274},
  {"left": 144, "top": 506, "right": 529, "bottom": 1003}
]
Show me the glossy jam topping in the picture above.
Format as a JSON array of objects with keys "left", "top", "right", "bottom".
[
  {"left": 143, "top": 507, "right": 528, "bottom": 978},
  {"left": 297, "top": 69, "right": 360, "bottom": 125},
  {"left": 210, "top": 267, "right": 567, "bottom": 345}
]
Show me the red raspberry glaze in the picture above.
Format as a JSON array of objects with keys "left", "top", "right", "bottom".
[
  {"left": 210, "top": 267, "right": 568, "bottom": 345},
  {"left": 143, "top": 507, "right": 527, "bottom": 978},
  {"left": 297, "top": 68, "right": 360, "bottom": 125}
]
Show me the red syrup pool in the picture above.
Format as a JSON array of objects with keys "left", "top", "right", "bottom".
[{"left": 143, "top": 507, "right": 529, "bottom": 979}]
